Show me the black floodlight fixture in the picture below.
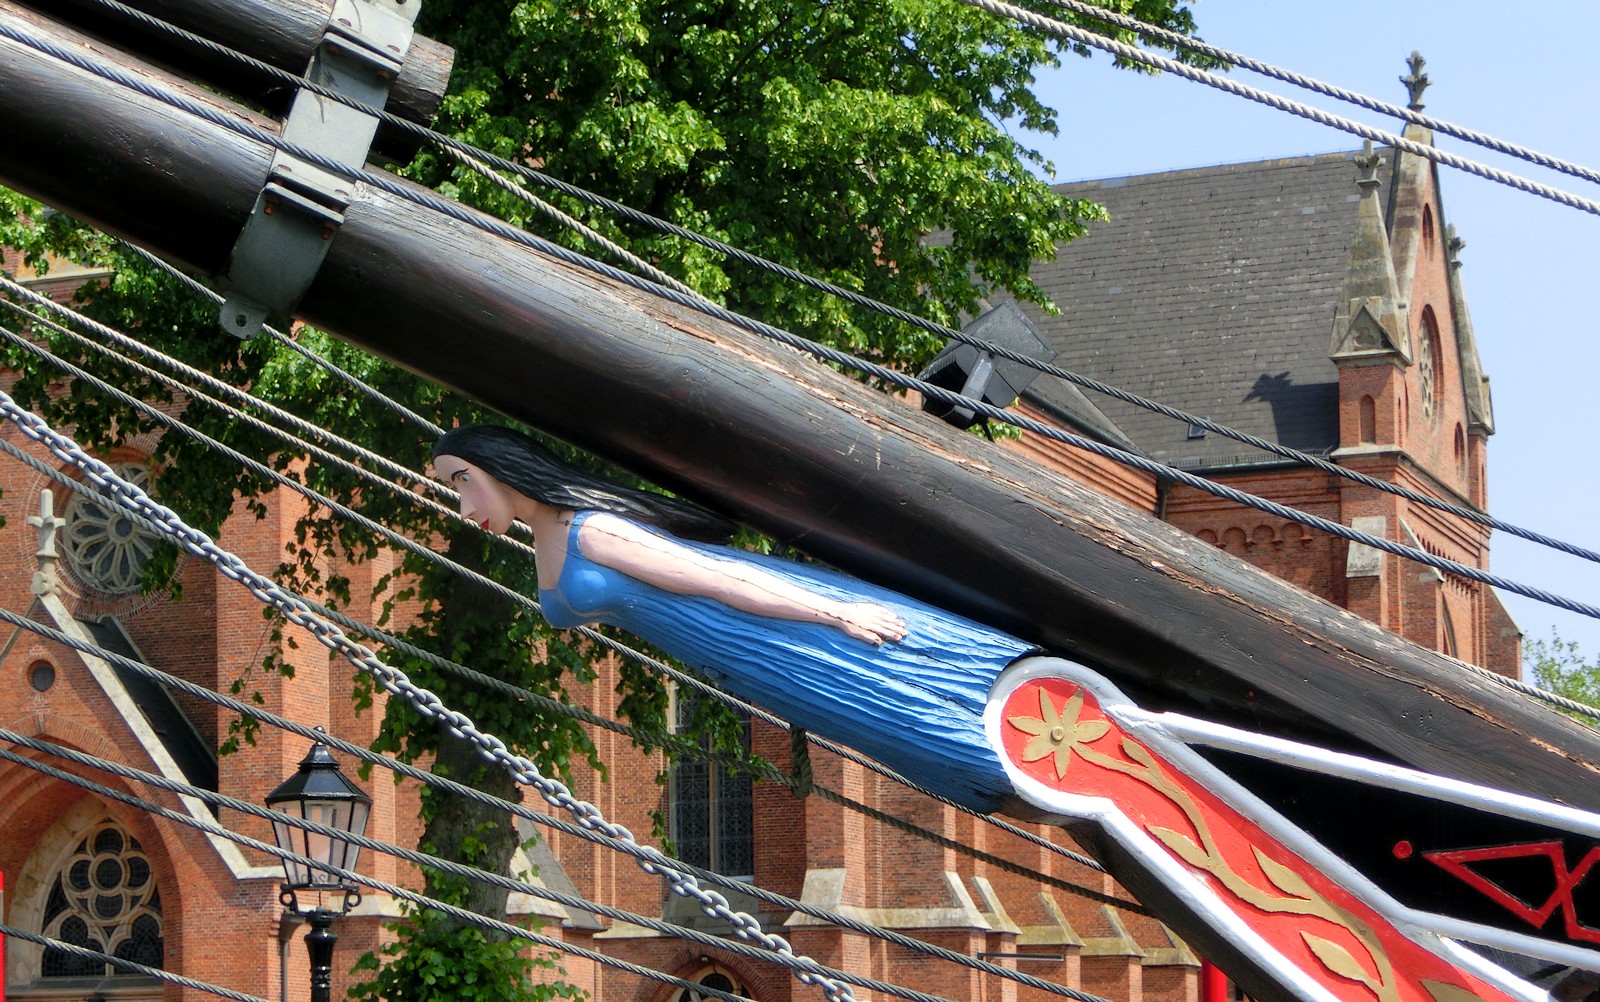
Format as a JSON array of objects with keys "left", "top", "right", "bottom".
[{"left": 918, "top": 301, "right": 1057, "bottom": 430}]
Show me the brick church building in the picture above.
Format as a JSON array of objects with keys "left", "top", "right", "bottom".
[{"left": 0, "top": 115, "right": 1520, "bottom": 1002}]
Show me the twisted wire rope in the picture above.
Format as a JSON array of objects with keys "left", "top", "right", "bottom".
[
  {"left": 21, "top": 0, "right": 1600, "bottom": 573},
  {"left": 0, "top": 321, "right": 551, "bottom": 620},
  {"left": 114, "top": 240, "right": 446, "bottom": 437},
  {"left": 0, "top": 393, "right": 864, "bottom": 1002},
  {"left": 18, "top": 0, "right": 1600, "bottom": 571},
  {"left": 1031, "top": 0, "right": 1600, "bottom": 190},
  {"left": 0, "top": 290, "right": 492, "bottom": 549},
  {"left": 0, "top": 273, "right": 462, "bottom": 514},
  {"left": 0, "top": 731, "right": 891, "bottom": 1001},
  {"left": 947, "top": 0, "right": 1600, "bottom": 218},
  {"left": 0, "top": 923, "right": 270, "bottom": 1002},
  {"left": 0, "top": 329, "right": 1120, "bottom": 886},
  {"left": 441, "top": 146, "right": 699, "bottom": 297},
  {"left": 0, "top": 602, "right": 1118, "bottom": 1002},
  {"left": 0, "top": 743, "right": 758, "bottom": 1002},
  {"left": 2, "top": 728, "right": 1133, "bottom": 999}
]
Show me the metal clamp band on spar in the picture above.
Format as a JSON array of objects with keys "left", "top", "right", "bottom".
[{"left": 216, "top": 0, "right": 420, "bottom": 338}]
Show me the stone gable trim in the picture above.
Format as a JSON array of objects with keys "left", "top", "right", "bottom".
[{"left": 27, "top": 589, "right": 274, "bottom": 881}]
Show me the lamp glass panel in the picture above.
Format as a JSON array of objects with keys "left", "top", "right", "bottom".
[{"left": 271, "top": 817, "right": 313, "bottom": 887}]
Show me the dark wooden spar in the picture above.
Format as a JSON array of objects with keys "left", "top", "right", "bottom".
[{"left": 1, "top": 0, "right": 1597, "bottom": 813}]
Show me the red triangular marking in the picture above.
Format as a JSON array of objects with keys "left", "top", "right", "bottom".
[{"left": 1425, "top": 841, "right": 1600, "bottom": 944}]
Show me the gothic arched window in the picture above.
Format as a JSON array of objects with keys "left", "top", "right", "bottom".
[
  {"left": 40, "top": 818, "right": 164, "bottom": 977},
  {"left": 669, "top": 966, "right": 747, "bottom": 1002},
  {"left": 670, "top": 693, "right": 754, "bottom": 879},
  {"left": 1417, "top": 309, "right": 1443, "bottom": 424}
]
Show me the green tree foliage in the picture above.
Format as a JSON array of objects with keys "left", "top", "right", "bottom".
[
  {"left": 1, "top": 1, "right": 1210, "bottom": 998},
  {"left": 1525, "top": 629, "right": 1600, "bottom": 722}
]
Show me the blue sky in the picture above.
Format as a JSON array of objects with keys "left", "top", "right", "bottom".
[{"left": 1023, "top": 0, "right": 1600, "bottom": 665}]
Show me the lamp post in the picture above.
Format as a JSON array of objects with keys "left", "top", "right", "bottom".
[{"left": 266, "top": 732, "right": 372, "bottom": 1002}]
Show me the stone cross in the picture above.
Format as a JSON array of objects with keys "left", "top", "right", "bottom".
[
  {"left": 1354, "top": 140, "right": 1383, "bottom": 190},
  {"left": 27, "top": 489, "right": 67, "bottom": 598},
  {"left": 1446, "top": 224, "right": 1466, "bottom": 268},
  {"left": 1401, "top": 51, "right": 1430, "bottom": 112}
]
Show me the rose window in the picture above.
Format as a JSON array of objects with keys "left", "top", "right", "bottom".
[
  {"left": 61, "top": 463, "right": 159, "bottom": 594},
  {"left": 41, "top": 819, "right": 164, "bottom": 976}
]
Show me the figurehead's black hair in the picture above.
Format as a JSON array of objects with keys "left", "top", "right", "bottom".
[{"left": 434, "top": 425, "right": 735, "bottom": 543}]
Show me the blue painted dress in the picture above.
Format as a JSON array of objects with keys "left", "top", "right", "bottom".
[{"left": 539, "top": 511, "right": 1036, "bottom": 810}]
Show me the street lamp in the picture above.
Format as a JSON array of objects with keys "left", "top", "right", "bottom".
[{"left": 266, "top": 732, "right": 372, "bottom": 1002}]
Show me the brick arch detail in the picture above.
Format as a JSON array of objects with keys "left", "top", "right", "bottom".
[
  {"left": 1209, "top": 522, "right": 1312, "bottom": 554},
  {"left": 4, "top": 798, "right": 178, "bottom": 988},
  {"left": 0, "top": 724, "right": 188, "bottom": 990},
  {"left": 643, "top": 948, "right": 779, "bottom": 1002}
]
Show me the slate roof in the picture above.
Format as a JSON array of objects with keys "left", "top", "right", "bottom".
[
  {"left": 83, "top": 616, "right": 218, "bottom": 794},
  {"left": 1016, "top": 150, "right": 1391, "bottom": 470}
]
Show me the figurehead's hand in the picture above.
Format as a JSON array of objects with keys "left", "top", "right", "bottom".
[{"left": 833, "top": 602, "right": 908, "bottom": 646}]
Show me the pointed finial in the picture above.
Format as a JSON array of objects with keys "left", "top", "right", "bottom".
[
  {"left": 1354, "top": 140, "right": 1384, "bottom": 190},
  {"left": 1401, "top": 51, "right": 1430, "bottom": 111},
  {"left": 1446, "top": 224, "right": 1465, "bottom": 267},
  {"left": 27, "top": 489, "right": 67, "bottom": 598}
]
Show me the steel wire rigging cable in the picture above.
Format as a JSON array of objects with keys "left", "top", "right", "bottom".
[
  {"left": 1027, "top": 0, "right": 1600, "bottom": 190},
  {"left": 113, "top": 240, "right": 447, "bottom": 437},
  {"left": 0, "top": 923, "right": 271, "bottom": 1002},
  {"left": 0, "top": 600, "right": 1122, "bottom": 1002},
  {"left": 6, "top": 29, "right": 1590, "bottom": 627},
  {"left": 0, "top": 402, "right": 1148, "bottom": 1002},
  {"left": 0, "top": 743, "right": 760, "bottom": 1002},
  {"left": 2, "top": 729, "right": 1135, "bottom": 1001},
  {"left": 32, "top": 0, "right": 1600, "bottom": 573},
  {"left": 0, "top": 275, "right": 460, "bottom": 512},
  {"left": 12, "top": 285, "right": 1599, "bottom": 813},
  {"left": 0, "top": 290, "right": 490, "bottom": 546},
  {"left": 0, "top": 297, "right": 1127, "bottom": 888},
  {"left": 944, "top": 0, "right": 1600, "bottom": 217},
  {"left": 0, "top": 731, "right": 907, "bottom": 1002}
]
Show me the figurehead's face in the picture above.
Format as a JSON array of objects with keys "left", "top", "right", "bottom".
[{"left": 433, "top": 454, "right": 518, "bottom": 534}]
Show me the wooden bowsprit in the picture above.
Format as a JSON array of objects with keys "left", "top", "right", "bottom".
[
  {"left": 989, "top": 658, "right": 1598, "bottom": 1002},
  {"left": 2, "top": 3, "right": 1600, "bottom": 998}
]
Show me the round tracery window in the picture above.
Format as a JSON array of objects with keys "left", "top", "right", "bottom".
[
  {"left": 41, "top": 818, "right": 163, "bottom": 977},
  {"left": 61, "top": 463, "right": 159, "bottom": 594}
]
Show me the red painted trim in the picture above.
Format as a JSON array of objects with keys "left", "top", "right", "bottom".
[
  {"left": 1426, "top": 841, "right": 1600, "bottom": 943},
  {"left": 1201, "top": 960, "right": 1227, "bottom": 1002},
  {"left": 997, "top": 676, "right": 1521, "bottom": 1002}
]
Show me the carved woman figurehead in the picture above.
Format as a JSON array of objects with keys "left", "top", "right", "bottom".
[{"left": 432, "top": 425, "right": 734, "bottom": 542}]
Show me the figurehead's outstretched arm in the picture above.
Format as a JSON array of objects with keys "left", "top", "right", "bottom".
[{"left": 576, "top": 512, "right": 907, "bottom": 645}]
